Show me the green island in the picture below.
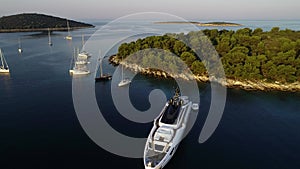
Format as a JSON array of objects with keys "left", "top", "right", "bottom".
[
  {"left": 154, "top": 21, "right": 242, "bottom": 27},
  {"left": 0, "top": 13, "right": 94, "bottom": 33},
  {"left": 110, "top": 27, "right": 300, "bottom": 92}
]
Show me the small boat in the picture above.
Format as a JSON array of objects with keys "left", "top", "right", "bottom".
[
  {"left": 69, "top": 48, "right": 90, "bottom": 75},
  {"left": 78, "top": 34, "right": 91, "bottom": 58},
  {"left": 65, "top": 20, "right": 72, "bottom": 40},
  {"left": 0, "top": 48, "right": 9, "bottom": 73},
  {"left": 95, "top": 54, "right": 112, "bottom": 82},
  {"left": 48, "top": 28, "right": 53, "bottom": 46},
  {"left": 144, "top": 88, "right": 192, "bottom": 169},
  {"left": 75, "top": 48, "right": 89, "bottom": 65},
  {"left": 18, "top": 38, "right": 23, "bottom": 53},
  {"left": 118, "top": 56, "right": 131, "bottom": 87},
  {"left": 69, "top": 69, "right": 90, "bottom": 75},
  {"left": 118, "top": 78, "right": 131, "bottom": 87},
  {"left": 192, "top": 103, "right": 199, "bottom": 111},
  {"left": 75, "top": 59, "right": 89, "bottom": 65}
]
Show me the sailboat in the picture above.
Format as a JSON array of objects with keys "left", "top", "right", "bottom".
[
  {"left": 75, "top": 48, "right": 89, "bottom": 65},
  {"left": 18, "top": 38, "right": 23, "bottom": 53},
  {"left": 78, "top": 34, "right": 90, "bottom": 59},
  {"left": 95, "top": 51, "right": 112, "bottom": 82},
  {"left": 118, "top": 57, "right": 131, "bottom": 87},
  {"left": 69, "top": 48, "right": 90, "bottom": 75},
  {"left": 65, "top": 20, "right": 72, "bottom": 40},
  {"left": 0, "top": 48, "right": 9, "bottom": 73},
  {"left": 48, "top": 28, "right": 53, "bottom": 46}
]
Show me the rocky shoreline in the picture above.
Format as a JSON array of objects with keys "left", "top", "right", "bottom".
[
  {"left": 154, "top": 21, "right": 242, "bottom": 27},
  {"left": 110, "top": 55, "right": 300, "bottom": 92},
  {"left": 0, "top": 26, "right": 94, "bottom": 33}
]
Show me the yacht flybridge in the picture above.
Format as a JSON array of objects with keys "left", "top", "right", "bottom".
[{"left": 144, "top": 88, "right": 193, "bottom": 169}]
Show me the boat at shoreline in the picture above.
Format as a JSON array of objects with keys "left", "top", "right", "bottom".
[
  {"left": 143, "top": 88, "right": 192, "bottom": 169},
  {"left": 118, "top": 56, "right": 131, "bottom": 87},
  {"left": 95, "top": 52, "right": 112, "bottom": 82},
  {"left": 0, "top": 48, "right": 9, "bottom": 73}
]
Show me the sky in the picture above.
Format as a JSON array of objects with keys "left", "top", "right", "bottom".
[{"left": 0, "top": 0, "right": 299, "bottom": 20}]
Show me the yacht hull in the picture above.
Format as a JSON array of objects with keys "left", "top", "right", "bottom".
[{"left": 0, "top": 69, "right": 9, "bottom": 73}]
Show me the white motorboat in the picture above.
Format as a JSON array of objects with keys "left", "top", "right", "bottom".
[
  {"left": 144, "top": 88, "right": 192, "bottom": 169},
  {"left": 0, "top": 48, "right": 9, "bottom": 73}
]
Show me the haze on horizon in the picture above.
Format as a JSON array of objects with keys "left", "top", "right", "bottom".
[{"left": 1, "top": 0, "right": 299, "bottom": 21}]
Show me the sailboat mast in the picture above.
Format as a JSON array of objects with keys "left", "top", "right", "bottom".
[
  {"left": 82, "top": 34, "right": 84, "bottom": 47},
  {"left": 48, "top": 28, "right": 52, "bottom": 45},
  {"left": 0, "top": 49, "right": 4, "bottom": 68},
  {"left": 67, "top": 20, "right": 71, "bottom": 36},
  {"left": 121, "top": 55, "right": 124, "bottom": 80},
  {"left": 98, "top": 50, "right": 103, "bottom": 77},
  {"left": 100, "top": 58, "right": 103, "bottom": 77}
]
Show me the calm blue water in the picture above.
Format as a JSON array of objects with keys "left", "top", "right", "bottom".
[{"left": 0, "top": 20, "right": 300, "bottom": 169}]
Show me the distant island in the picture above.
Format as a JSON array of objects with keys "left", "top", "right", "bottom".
[
  {"left": 154, "top": 21, "right": 242, "bottom": 27},
  {"left": 0, "top": 13, "right": 94, "bottom": 33}
]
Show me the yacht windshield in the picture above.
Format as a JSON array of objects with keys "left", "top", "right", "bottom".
[{"left": 161, "top": 102, "right": 181, "bottom": 124}]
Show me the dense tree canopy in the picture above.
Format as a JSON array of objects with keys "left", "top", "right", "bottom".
[{"left": 116, "top": 27, "right": 300, "bottom": 83}]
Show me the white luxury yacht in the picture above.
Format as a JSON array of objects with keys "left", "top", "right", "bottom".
[{"left": 144, "top": 88, "right": 193, "bottom": 169}]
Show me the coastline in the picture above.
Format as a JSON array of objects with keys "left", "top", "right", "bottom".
[
  {"left": 0, "top": 26, "right": 94, "bottom": 33},
  {"left": 110, "top": 55, "right": 300, "bottom": 92},
  {"left": 154, "top": 21, "right": 242, "bottom": 27}
]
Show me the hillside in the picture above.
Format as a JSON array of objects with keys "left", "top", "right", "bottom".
[{"left": 0, "top": 13, "right": 94, "bottom": 32}]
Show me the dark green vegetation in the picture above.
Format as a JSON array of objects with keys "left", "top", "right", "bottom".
[
  {"left": 0, "top": 13, "right": 94, "bottom": 32},
  {"left": 116, "top": 27, "right": 300, "bottom": 83}
]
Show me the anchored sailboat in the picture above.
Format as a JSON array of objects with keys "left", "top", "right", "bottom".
[
  {"left": 0, "top": 48, "right": 9, "bottom": 73},
  {"left": 48, "top": 28, "right": 53, "bottom": 46},
  {"left": 69, "top": 48, "right": 90, "bottom": 75},
  {"left": 65, "top": 20, "right": 72, "bottom": 40},
  {"left": 18, "top": 38, "right": 23, "bottom": 53},
  {"left": 118, "top": 56, "right": 131, "bottom": 87},
  {"left": 95, "top": 51, "right": 112, "bottom": 82},
  {"left": 78, "top": 34, "right": 91, "bottom": 59}
]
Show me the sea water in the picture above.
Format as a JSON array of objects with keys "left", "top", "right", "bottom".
[{"left": 0, "top": 20, "right": 300, "bottom": 169}]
